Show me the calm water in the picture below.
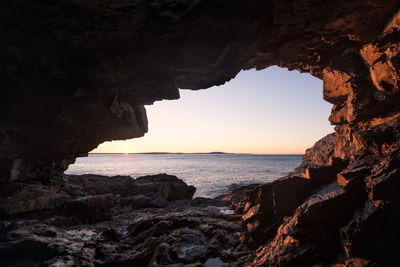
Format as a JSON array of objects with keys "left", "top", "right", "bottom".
[{"left": 66, "top": 154, "right": 303, "bottom": 198}]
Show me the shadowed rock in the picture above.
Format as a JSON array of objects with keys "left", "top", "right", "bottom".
[{"left": 250, "top": 182, "right": 361, "bottom": 266}]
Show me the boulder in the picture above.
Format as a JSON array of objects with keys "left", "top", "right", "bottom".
[{"left": 135, "top": 174, "right": 196, "bottom": 201}]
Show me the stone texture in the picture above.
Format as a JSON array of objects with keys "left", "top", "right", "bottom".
[{"left": 0, "top": 204, "right": 250, "bottom": 267}]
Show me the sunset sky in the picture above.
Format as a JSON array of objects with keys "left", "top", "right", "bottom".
[{"left": 91, "top": 67, "right": 334, "bottom": 154}]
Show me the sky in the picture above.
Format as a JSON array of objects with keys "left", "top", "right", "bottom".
[{"left": 91, "top": 67, "right": 334, "bottom": 154}]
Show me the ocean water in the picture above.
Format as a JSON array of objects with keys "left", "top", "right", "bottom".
[{"left": 66, "top": 154, "right": 303, "bottom": 198}]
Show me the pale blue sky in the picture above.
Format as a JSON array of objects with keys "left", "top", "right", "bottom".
[{"left": 93, "top": 67, "right": 334, "bottom": 154}]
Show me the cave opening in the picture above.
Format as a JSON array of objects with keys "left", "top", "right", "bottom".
[
  {"left": 2, "top": 1, "right": 399, "bottom": 265},
  {"left": 66, "top": 66, "right": 334, "bottom": 197}
]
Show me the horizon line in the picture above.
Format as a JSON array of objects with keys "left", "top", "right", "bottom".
[{"left": 89, "top": 152, "right": 304, "bottom": 155}]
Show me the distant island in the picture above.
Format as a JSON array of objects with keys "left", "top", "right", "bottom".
[
  {"left": 90, "top": 151, "right": 231, "bottom": 155},
  {"left": 89, "top": 152, "right": 304, "bottom": 155}
]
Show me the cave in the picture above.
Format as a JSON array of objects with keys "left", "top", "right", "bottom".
[{"left": 1, "top": 0, "right": 400, "bottom": 266}]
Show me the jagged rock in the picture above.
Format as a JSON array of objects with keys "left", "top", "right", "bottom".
[
  {"left": 250, "top": 182, "right": 361, "bottom": 266},
  {"left": 339, "top": 152, "right": 400, "bottom": 266},
  {"left": 366, "top": 151, "right": 400, "bottom": 202},
  {"left": 241, "top": 176, "right": 315, "bottom": 246}
]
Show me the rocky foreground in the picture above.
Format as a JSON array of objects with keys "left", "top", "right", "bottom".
[
  {"left": 0, "top": 174, "right": 255, "bottom": 266},
  {"left": 1, "top": 132, "right": 399, "bottom": 266}
]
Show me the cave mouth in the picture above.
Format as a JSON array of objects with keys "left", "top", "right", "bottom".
[
  {"left": 66, "top": 67, "right": 334, "bottom": 197},
  {"left": 2, "top": 1, "right": 399, "bottom": 265}
]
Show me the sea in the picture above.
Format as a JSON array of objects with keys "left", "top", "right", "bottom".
[{"left": 65, "top": 153, "right": 303, "bottom": 198}]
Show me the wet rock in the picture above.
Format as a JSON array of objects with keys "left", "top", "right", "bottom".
[
  {"left": 154, "top": 228, "right": 208, "bottom": 264},
  {"left": 0, "top": 198, "right": 249, "bottom": 266}
]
